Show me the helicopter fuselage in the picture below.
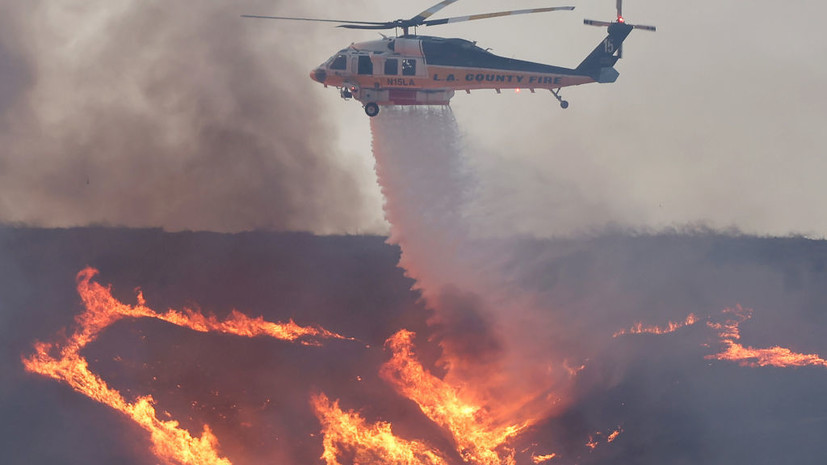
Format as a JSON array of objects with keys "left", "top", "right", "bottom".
[{"left": 310, "top": 35, "right": 607, "bottom": 110}]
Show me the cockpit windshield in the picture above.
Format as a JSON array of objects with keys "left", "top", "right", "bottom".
[{"left": 328, "top": 53, "right": 348, "bottom": 70}]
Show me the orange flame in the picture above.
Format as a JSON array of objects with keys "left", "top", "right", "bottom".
[
  {"left": 312, "top": 393, "right": 448, "bottom": 465},
  {"left": 530, "top": 452, "right": 557, "bottom": 463},
  {"left": 706, "top": 305, "right": 827, "bottom": 368},
  {"left": 607, "top": 426, "right": 623, "bottom": 443},
  {"left": 380, "top": 330, "right": 530, "bottom": 465},
  {"left": 22, "top": 267, "right": 351, "bottom": 465},
  {"left": 615, "top": 305, "right": 827, "bottom": 369},
  {"left": 584, "top": 426, "right": 622, "bottom": 451},
  {"left": 584, "top": 436, "right": 598, "bottom": 450},
  {"left": 613, "top": 313, "right": 700, "bottom": 337}
]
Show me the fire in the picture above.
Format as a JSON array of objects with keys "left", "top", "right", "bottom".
[
  {"left": 313, "top": 330, "right": 560, "bottom": 465},
  {"left": 585, "top": 436, "right": 598, "bottom": 450},
  {"left": 584, "top": 426, "right": 622, "bottom": 451},
  {"left": 607, "top": 427, "right": 622, "bottom": 443},
  {"left": 530, "top": 452, "right": 557, "bottom": 463},
  {"left": 613, "top": 313, "right": 700, "bottom": 337},
  {"left": 615, "top": 305, "right": 827, "bottom": 369},
  {"left": 380, "top": 330, "right": 529, "bottom": 465},
  {"left": 22, "top": 268, "right": 351, "bottom": 465},
  {"left": 706, "top": 305, "right": 827, "bottom": 368},
  {"left": 312, "top": 393, "right": 448, "bottom": 465}
]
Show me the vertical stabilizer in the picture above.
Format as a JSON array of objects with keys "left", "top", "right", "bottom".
[{"left": 575, "top": 22, "right": 633, "bottom": 81}]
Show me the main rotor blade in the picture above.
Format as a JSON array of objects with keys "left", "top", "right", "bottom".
[
  {"left": 423, "top": 6, "right": 574, "bottom": 27},
  {"left": 240, "top": 14, "right": 388, "bottom": 27},
  {"left": 338, "top": 23, "right": 397, "bottom": 30},
  {"left": 410, "top": 0, "right": 462, "bottom": 23}
]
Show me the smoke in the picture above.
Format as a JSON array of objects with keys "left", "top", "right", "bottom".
[{"left": 0, "top": 0, "right": 379, "bottom": 233}]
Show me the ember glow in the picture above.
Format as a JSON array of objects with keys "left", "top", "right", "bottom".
[
  {"left": 22, "top": 268, "right": 351, "bottom": 465},
  {"left": 706, "top": 305, "right": 827, "bottom": 368}
]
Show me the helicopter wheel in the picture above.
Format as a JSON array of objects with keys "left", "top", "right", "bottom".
[
  {"left": 364, "top": 103, "right": 380, "bottom": 117},
  {"left": 560, "top": 100, "right": 569, "bottom": 109}
]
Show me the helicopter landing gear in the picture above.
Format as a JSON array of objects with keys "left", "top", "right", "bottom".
[
  {"left": 551, "top": 88, "right": 569, "bottom": 109},
  {"left": 364, "top": 102, "right": 380, "bottom": 117}
]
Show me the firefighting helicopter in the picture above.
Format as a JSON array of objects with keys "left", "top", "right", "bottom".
[{"left": 242, "top": 0, "right": 655, "bottom": 117}]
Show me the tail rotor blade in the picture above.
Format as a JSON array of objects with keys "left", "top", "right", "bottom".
[
  {"left": 617, "top": 0, "right": 623, "bottom": 19},
  {"left": 631, "top": 23, "right": 657, "bottom": 31},
  {"left": 584, "top": 19, "right": 613, "bottom": 27}
]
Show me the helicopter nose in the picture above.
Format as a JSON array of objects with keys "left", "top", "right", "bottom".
[{"left": 310, "top": 68, "right": 327, "bottom": 84}]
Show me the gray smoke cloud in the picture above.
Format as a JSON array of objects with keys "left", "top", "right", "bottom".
[{"left": 0, "top": 0, "right": 379, "bottom": 233}]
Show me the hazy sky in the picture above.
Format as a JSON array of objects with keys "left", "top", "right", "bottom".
[{"left": 2, "top": 0, "right": 826, "bottom": 237}]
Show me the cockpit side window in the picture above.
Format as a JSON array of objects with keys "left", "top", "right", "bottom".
[
  {"left": 384, "top": 58, "right": 398, "bottom": 75},
  {"left": 402, "top": 59, "right": 416, "bottom": 76},
  {"left": 329, "top": 54, "right": 347, "bottom": 70},
  {"left": 358, "top": 55, "right": 373, "bottom": 75}
]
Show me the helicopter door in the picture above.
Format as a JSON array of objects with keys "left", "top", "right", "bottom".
[{"left": 357, "top": 55, "right": 373, "bottom": 75}]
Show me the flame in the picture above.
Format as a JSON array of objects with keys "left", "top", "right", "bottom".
[
  {"left": 584, "top": 436, "right": 598, "bottom": 450},
  {"left": 615, "top": 305, "right": 827, "bottom": 369},
  {"left": 531, "top": 452, "right": 557, "bottom": 463},
  {"left": 22, "top": 267, "right": 351, "bottom": 465},
  {"left": 706, "top": 305, "right": 827, "bottom": 368},
  {"left": 583, "top": 426, "right": 622, "bottom": 451},
  {"left": 380, "top": 330, "right": 530, "bottom": 465},
  {"left": 613, "top": 313, "right": 700, "bottom": 337},
  {"left": 313, "top": 330, "right": 561, "bottom": 465},
  {"left": 312, "top": 393, "right": 448, "bottom": 465},
  {"left": 607, "top": 426, "right": 623, "bottom": 442}
]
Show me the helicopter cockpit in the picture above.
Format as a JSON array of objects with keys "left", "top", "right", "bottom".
[{"left": 310, "top": 37, "right": 427, "bottom": 86}]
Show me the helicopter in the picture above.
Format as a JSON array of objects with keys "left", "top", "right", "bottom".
[{"left": 242, "top": 0, "right": 655, "bottom": 117}]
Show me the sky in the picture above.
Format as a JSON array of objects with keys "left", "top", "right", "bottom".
[{"left": 1, "top": 0, "right": 826, "bottom": 237}]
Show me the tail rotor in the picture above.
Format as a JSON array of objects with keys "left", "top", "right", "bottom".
[{"left": 584, "top": 0, "right": 656, "bottom": 58}]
